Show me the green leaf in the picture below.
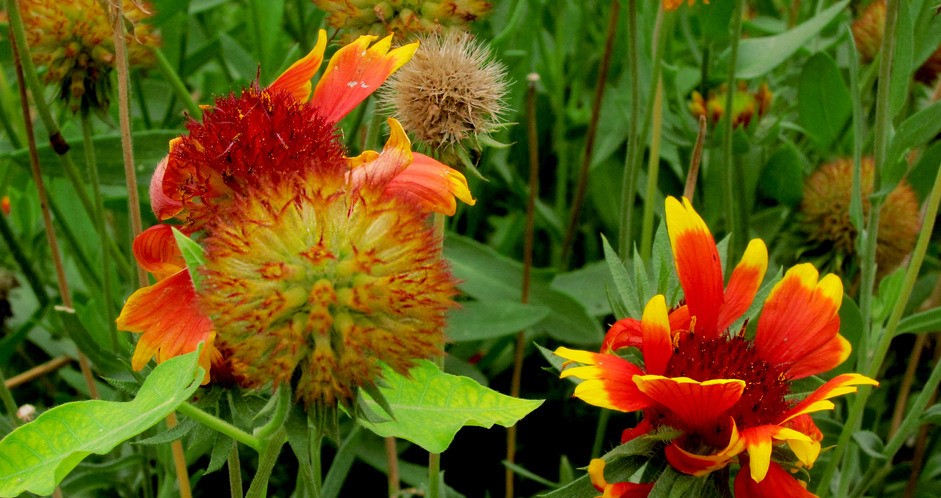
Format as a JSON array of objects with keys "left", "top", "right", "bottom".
[
  {"left": 359, "top": 360, "right": 543, "bottom": 453},
  {"left": 0, "top": 349, "right": 203, "bottom": 497},
  {"left": 852, "top": 430, "right": 888, "bottom": 461},
  {"left": 921, "top": 404, "right": 941, "bottom": 425},
  {"left": 445, "top": 234, "right": 601, "bottom": 345},
  {"left": 648, "top": 467, "right": 708, "bottom": 498},
  {"left": 889, "top": 0, "right": 914, "bottom": 118},
  {"left": 728, "top": 1, "right": 849, "bottom": 79},
  {"left": 897, "top": 307, "right": 941, "bottom": 335},
  {"left": 759, "top": 143, "right": 806, "bottom": 207},
  {"left": 798, "top": 52, "right": 851, "bottom": 151},
  {"left": 172, "top": 228, "right": 207, "bottom": 290},
  {"left": 54, "top": 306, "right": 125, "bottom": 375},
  {"left": 884, "top": 100, "right": 941, "bottom": 190},
  {"left": 447, "top": 301, "right": 551, "bottom": 341},
  {"left": 601, "top": 234, "right": 642, "bottom": 319}
]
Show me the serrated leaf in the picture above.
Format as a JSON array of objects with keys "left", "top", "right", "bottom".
[
  {"left": 172, "top": 228, "right": 207, "bottom": 290},
  {"left": 601, "top": 234, "right": 641, "bottom": 319},
  {"left": 727, "top": 1, "right": 849, "bottom": 79},
  {"left": 447, "top": 301, "right": 551, "bottom": 342},
  {"left": 0, "top": 349, "right": 203, "bottom": 497},
  {"left": 359, "top": 360, "right": 543, "bottom": 453}
]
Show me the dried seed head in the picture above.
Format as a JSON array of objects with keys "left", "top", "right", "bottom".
[
  {"left": 15, "top": 0, "right": 161, "bottom": 114},
  {"left": 801, "top": 157, "right": 920, "bottom": 275},
  {"left": 853, "top": 0, "right": 941, "bottom": 84},
  {"left": 313, "top": 0, "right": 492, "bottom": 43},
  {"left": 382, "top": 31, "right": 509, "bottom": 161}
]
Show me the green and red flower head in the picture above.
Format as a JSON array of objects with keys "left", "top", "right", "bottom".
[
  {"left": 118, "top": 30, "right": 475, "bottom": 398},
  {"left": 555, "top": 197, "right": 877, "bottom": 495}
]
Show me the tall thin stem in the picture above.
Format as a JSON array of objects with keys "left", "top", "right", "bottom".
[
  {"left": 0, "top": 367, "right": 20, "bottom": 427},
  {"left": 722, "top": 0, "right": 745, "bottom": 258},
  {"left": 560, "top": 0, "right": 620, "bottom": 266},
  {"left": 506, "top": 73, "right": 541, "bottom": 498},
  {"left": 9, "top": 23, "right": 98, "bottom": 400},
  {"left": 639, "top": 77, "right": 663, "bottom": 261},
  {"left": 618, "top": 0, "right": 640, "bottom": 258}
]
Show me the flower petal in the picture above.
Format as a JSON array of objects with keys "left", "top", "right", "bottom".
[
  {"left": 665, "top": 197, "right": 724, "bottom": 338},
  {"left": 716, "top": 238, "right": 767, "bottom": 332},
  {"left": 116, "top": 269, "right": 215, "bottom": 383},
  {"left": 267, "top": 29, "right": 328, "bottom": 102},
  {"left": 664, "top": 419, "right": 744, "bottom": 476},
  {"left": 740, "top": 426, "right": 812, "bottom": 482},
  {"left": 602, "top": 318, "right": 642, "bottom": 353},
  {"left": 347, "top": 118, "right": 413, "bottom": 190},
  {"left": 150, "top": 153, "right": 183, "bottom": 220},
  {"left": 133, "top": 225, "right": 185, "bottom": 280},
  {"left": 633, "top": 375, "right": 744, "bottom": 433},
  {"left": 783, "top": 373, "right": 879, "bottom": 422},
  {"left": 620, "top": 418, "right": 654, "bottom": 443},
  {"left": 312, "top": 34, "right": 418, "bottom": 123},
  {"left": 785, "top": 414, "right": 823, "bottom": 468},
  {"left": 555, "top": 347, "right": 650, "bottom": 412},
  {"left": 734, "top": 461, "right": 816, "bottom": 498},
  {"left": 641, "top": 295, "right": 672, "bottom": 375},
  {"left": 588, "top": 459, "right": 654, "bottom": 498},
  {"left": 385, "top": 153, "right": 476, "bottom": 215},
  {"left": 755, "top": 264, "right": 848, "bottom": 379}
]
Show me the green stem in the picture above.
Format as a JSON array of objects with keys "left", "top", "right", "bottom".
[
  {"left": 309, "top": 422, "right": 323, "bottom": 498},
  {"left": 0, "top": 70, "right": 25, "bottom": 149},
  {"left": 149, "top": 46, "right": 202, "bottom": 120},
  {"left": 639, "top": 78, "right": 663, "bottom": 262},
  {"left": 428, "top": 452, "right": 441, "bottom": 498},
  {"left": 362, "top": 100, "right": 386, "bottom": 151},
  {"left": 80, "top": 114, "right": 118, "bottom": 351},
  {"left": 618, "top": 0, "right": 641, "bottom": 258},
  {"left": 228, "top": 442, "right": 243, "bottom": 498},
  {"left": 177, "top": 402, "right": 262, "bottom": 451},
  {"left": 0, "top": 211, "right": 50, "bottom": 307},
  {"left": 722, "top": 0, "right": 745, "bottom": 257},
  {"left": 590, "top": 409, "right": 611, "bottom": 458},
  {"left": 0, "top": 366, "right": 20, "bottom": 427},
  {"left": 320, "top": 423, "right": 365, "bottom": 498},
  {"left": 245, "top": 428, "right": 287, "bottom": 498}
]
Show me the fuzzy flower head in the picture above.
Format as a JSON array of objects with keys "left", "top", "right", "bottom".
[
  {"left": 664, "top": 0, "right": 708, "bottom": 11},
  {"left": 382, "top": 31, "right": 508, "bottom": 165},
  {"left": 313, "top": 0, "right": 491, "bottom": 43},
  {"left": 853, "top": 0, "right": 941, "bottom": 84},
  {"left": 117, "top": 31, "right": 474, "bottom": 405},
  {"left": 801, "top": 157, "right": 920, "bottom": 276},
  {"left": 555, "top": 197, "right": 877, "bottom": 495},
  {"left": 689, "top": 81, "right": 772, "bottom": 129},
  {"left": 16, "top": 0, "right": 160, "bottom": 114}
]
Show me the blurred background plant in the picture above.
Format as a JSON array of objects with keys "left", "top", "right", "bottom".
[{"left": 0, "top": 0, "right": 940, "bottom": 497}]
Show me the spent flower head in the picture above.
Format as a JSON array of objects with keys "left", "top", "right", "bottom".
[
  {"left": 554, "top": 197, "right": 876, "bottom": 495},
  {"left": 689, "top": 81, "right": 772, "bottom": 129},
  {"left": 800, "top": 157, "right": 920, "bottom": 277},
  {"left": 382, "top": 31, "right": 509, "bottom": 165},
  {"left": 853, "top": 0, "right": 941, "bottom": 84},
  {"left": 16, "top": 0, "right": 160, "bottom": 114},
  {"left": 117, "top": 30, "right": 474, "bottom": 411},
  {"left": 313, "top": 0, "right": 491, "bottom": 43}
]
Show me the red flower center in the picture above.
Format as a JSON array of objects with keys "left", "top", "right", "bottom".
[{"left": 650, "top": 332, "right": 792, "bottom": 446}]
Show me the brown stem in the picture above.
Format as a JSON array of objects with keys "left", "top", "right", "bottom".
[
  {"left": 560, "top": 0, "right": 621, "bottom": 267},
  {"left": 684, "top": 115, "right": 707, "bottom": 201},
  {"left": 9, "top": 26, "right": 98, "bottom": 400},
  {"left": 506, "top": 73, "right": 541, "bottom": 498},
  {"left": 4, "top": 356, "right": 72, "bottom": 389},
  {"left": 385, "top": 436, "right": 400, "bottom": 497}
]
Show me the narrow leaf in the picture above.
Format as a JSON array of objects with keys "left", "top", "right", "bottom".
[
  {"left": 0, "top": 349, "right": 203, "bottom": 497},
  {"left": 172, "top": 227, "right": 207, "bottom": 290},
  {"left": 447, "top": 301, "right": 551, "bottom": 342},
  {"left": 359, "top": 360, "right": 543, "bottom": 453},
  {"left": 897, "top": 307, "right": 941, "bottom": 335},
  {"left": 601, "top": 234, "right": 641, "bottom": 319},
  {"left": 884, "top": 100, "right": 941, "bottom": 189}
]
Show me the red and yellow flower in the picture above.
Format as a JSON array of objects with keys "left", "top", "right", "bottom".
[
  {"left": 118, "top": 30, "right": 474, "bottom": 402},
  {"left": 555, "top": 197, "right": 877, "bottom": 495}
]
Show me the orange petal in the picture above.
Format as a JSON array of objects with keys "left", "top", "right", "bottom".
[
  {"left": 785, "top": 414, "right": 823, "bottom": 468},
  {"left": 116, "top": 269, "right": 215, "bottom": 384},
  {"left": 716, "top": 238, "right": 767, "bottom": 332},
  {"left": 641, "top": 295, "right": 672, "bottom": 375},
  {"left": 267, "top": 29, "right": 328, "bottom": 102},
  {"left": 555, "top": 347, "right": 650, "bottom": 412},
  {"left": 665, "top": 419, "right": 744, "bottom": 476},
  {"left": 385, "top": 152, "right": 476, "bottom": 215},
  {"left": 783, "top": 373, "right": 879, "bottom": 422},
  {"left": 602, "top": 317, "right": 642, "bottom": 353},
  {"left": 620, "top": 418, "right": 654, "bottom": 443},
  {"left": 312, "top": 34, "right": 418, "bottom": 123},
  {"left": 665, "top": 197, "right": 724, "bottom": 338},
  {"left": 740, "top": 426, "right": 812, "bottom": 482},
  {"left": 734, "top": 461, "right": 816, "bottom": 498},
  {"left": 668, "top": 304, "right": 692, "bottom": 332},
  {"left": 150, "top": 154, "right": 183, "bottom": 220},
  {"left": 133, "top": 225, "right": 186, "bottom": 280},
  {"left": 633, "top": 375, "right": 744, "bottom": 433},
  {"left": 347, "top": 118, "right": 414, "bottom": 190},
  {"left": 754, "top": 264, "right": 848, "bottom": 379},
  {"left": 588, "top": 459, "right": 654, "bottom": 498}
]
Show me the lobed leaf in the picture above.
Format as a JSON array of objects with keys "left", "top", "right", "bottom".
[
  {"left": 0, "top": 349, "right": 203, "bottom": 497},
  {"left": 359, "top": 360, "right": 543, "bottom": 453}
]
